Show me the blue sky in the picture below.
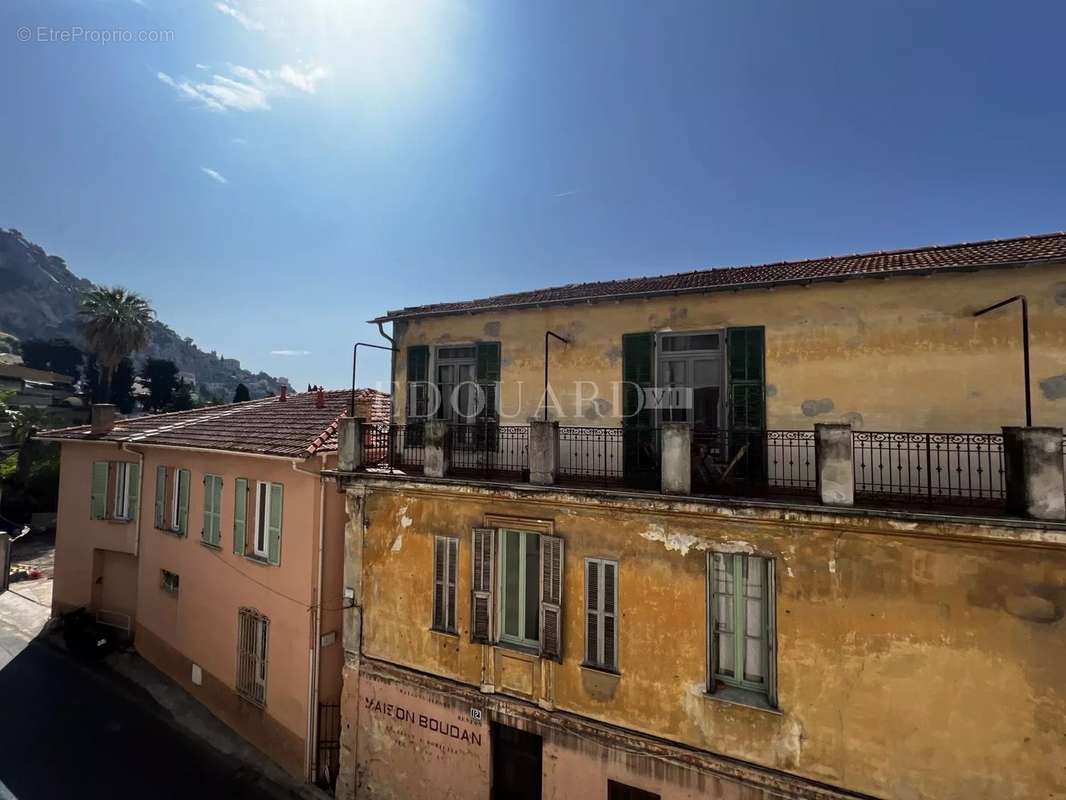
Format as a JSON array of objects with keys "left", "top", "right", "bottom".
[{"left": 4, "top": 0, "right": 1066, "bottom": 390}]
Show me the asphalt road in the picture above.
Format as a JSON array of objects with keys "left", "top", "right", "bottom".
[{"left": 0, "top": 636, "right": 297, "bottom": 800}]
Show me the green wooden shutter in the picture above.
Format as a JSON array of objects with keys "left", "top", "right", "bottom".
[
  {"left": 154, "top": 466, "right": 166, "bottom": 528},
  {"left": 476, "top": 341, "right": 501, "bottom": 424},
  {"left": 726, "top": 326, "right": 766, "bottom": 430},
  {"left": 91, "top": 461, "right": 109, "bottom": 520},
  {"left": 267, "top": 482, "right": 283, "bottom": 566},
  {"left": 475, "top": 341, "right": 501, "bottom": 383},
  {"left": 406, "top": 345, "right": 429, "bottom": 417},
  {"left": 726, "top": 326, "right": 767, "bottom": 481},
  {"left": 127, "top": 463, "right": 140, "bottom": 522},
  {"left": 621, "top": 333, "right": 657, "bottom": 487},
  {"left": 177, "top": 468, "right": 191, "bottom": 535},
  {"left": 234, "top": 478, "right": 248, "bottom": 554}
]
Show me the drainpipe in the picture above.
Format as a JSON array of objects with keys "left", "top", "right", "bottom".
[
  {"left": 120, "top": 442, "right": 145, "bottom": 557},
  {"left": 377, "top": 321, "right": 397, "bottom": 421},
  {"left": 293, "top": 456, "right": 328, "bottom": 783}
]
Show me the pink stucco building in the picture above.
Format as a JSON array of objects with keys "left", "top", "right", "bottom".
[{"left": 41, "top": 388, "right": 388, "bottom": 784}]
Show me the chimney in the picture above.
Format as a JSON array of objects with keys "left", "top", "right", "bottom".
[
  {"left": 279, "top": 384, "right": 288, "bottom": 402},
  {"left": 91, "top": 404, "right": 116, "bottom": 435},
  {"left": 316, "top": 387, "right": 325, "bottom": 409}
]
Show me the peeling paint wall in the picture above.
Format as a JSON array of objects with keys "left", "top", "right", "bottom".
[
  {"left": 349, "top": 482, "right": 1066, "bottom": 800},
  {"left": 393, "top": 262, "right": 1066, "bottom": 430}
]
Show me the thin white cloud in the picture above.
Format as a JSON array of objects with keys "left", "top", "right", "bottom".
[
  {"left": 158, "top": 63, "right": 327, "bottom": 113},
  {"left": 277, "top": 63, "right": 331, "bottom": 94},
  {"left": 231, "top": 137, "right": 248, "bottom": 144},
  {"left": 214, "top": 2, "right": 265, "bottom": 31},
  {"left": 554, "top": 190, "right": 579, "bottom": 198},
  {"left": 200, "top": 167, "right": 228, "bottom": 184},
  {"left": 271, "top": 349, "right": 311, "bottom": 356},
  {"left": 195, "top": 63, "right": 210, "bottom": 71}
]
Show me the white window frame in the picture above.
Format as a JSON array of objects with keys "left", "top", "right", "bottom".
[
  {"left": 113, "top": 462, "right": 133, "bottom": 521},
  {"left": 169, "top": 468, "right": 184, "bottom": 533},
  {"left": 253, "top": 481, "right": 271, "bottom": 558},
  {"left": 654, "top": 329, "right": 725, "bottom": 427}
]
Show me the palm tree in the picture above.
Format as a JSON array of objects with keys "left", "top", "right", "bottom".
[{"left": 79, "top": 287, "right": 154, "bottom": 402}]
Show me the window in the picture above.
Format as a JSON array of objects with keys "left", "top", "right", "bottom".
[
  {"left": 91, "top": 461, "right": 139, "bottom": 522},
  {"left": 113, "top": 462, "right": 133, "bottom": 520},
  {"left": 499, "top": 529, "right": 541, "bottom": 648},
  {"left": 469, "top": 526, "right": 563, "bottom": 660},
  {"left": 432, "top": 536, "right": 459, "bottom": 634},
  {"left": 608, "top": 781, "right": 660, "bottom": 800},
  {"left": 202, "top": 474, "right": 223, "bottom": 546},
  {"left": 237, "top": 608, "right": 269, "bottom": 706},
  {"left": 170, "top": 469, "right": 187, "bottom": 533},
  {"left": 254, "top": 482, "right": 271, "bottom": 557},
  {"left": 584, "top": 558, "right": 618, "bottom": 671},
  {"left": 160, "top": 569, "right": 180, "bottom": 594},
  {"left": 656, "top": 329, "right": 724, "bottom": 428},
  {"left": 709, "top": 553, "right": 776, "bottom": 704}
]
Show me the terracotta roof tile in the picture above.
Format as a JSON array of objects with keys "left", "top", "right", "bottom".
[
  {"left": 38, "top": 389, "right": 391, "bottom": 459},
  {"left": 375, "top": 230, "right": 1066, "bottom": 321}
]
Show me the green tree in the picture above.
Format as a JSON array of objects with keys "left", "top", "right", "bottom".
[
  {"left": 233, "top": 383, "right": 251, "bottom": 403},
  {"left": 110, "top": 358, "right": 136, "bottom": 413},
  {"left": 142, "top": 358, "right": 179, "bottom": 412},
  {"left": 20, "top": 338, "right": 83, "bottom": 378},
  {"left": 171, "top": 379, "right": 194, "bottom": 411},
  {"left": 79, "top": 287, "right": 154, "bottom": 401}
]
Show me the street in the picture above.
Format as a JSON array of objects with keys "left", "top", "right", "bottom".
[{"left": 0, "top": 581, "right": 300, "bottom": 800}]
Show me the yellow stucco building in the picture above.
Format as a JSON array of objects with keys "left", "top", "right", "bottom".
[{"left": 335, "top": 232, "right": 1066, "bottom": 800}]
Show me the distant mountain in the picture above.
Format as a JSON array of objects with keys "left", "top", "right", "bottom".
[{"left": 0, "top": 228, "right": 284, "bottom": 401}]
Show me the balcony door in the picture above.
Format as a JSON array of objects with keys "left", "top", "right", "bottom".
[{"left": 657, "top": 332, "right": 724, "bottom": 433}]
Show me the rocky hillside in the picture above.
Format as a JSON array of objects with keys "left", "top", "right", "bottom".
[{"left": 0, "top": 228, "right": 283, "bottom": 400}]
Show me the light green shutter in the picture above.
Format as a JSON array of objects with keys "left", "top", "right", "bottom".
[
  {"left": 177, "top": 468, "right": 191, "bottom": 535},
  {"left": 203, "top": 475, "right": 222, "bottom": 545},
  {"left": 267, "top": 482, "right": 283, "bottom": 566},
  {"left": 234, "top": 478, "right": 248, "bottom": 554},
  {"left": 91, "top": 461, "right": 109, "bottom": 520},
  {"left": 212, "top": 476, "right": 223, "bottom": 544},
  {"left": 127, "top": 463, "right": 140, "bottom": 522},
  {"left": 154, "top": 466, "right": 166, "bottom": 528}
]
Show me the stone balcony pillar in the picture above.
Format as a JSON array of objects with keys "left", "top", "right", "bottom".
[
  {"left": 337, "top": 417, "right": 362, "bottom": 472},
  {"left": 423, "top": 419, "right": 450, "bottom": 478},
  {"left": 815, "top": 423, "right": 854, "bottom": 507},
  {"left": 660, "top": 422, "right": 692, "bottom": 496},
  {"left": 528, "top": 420, "right": 560, "bottom": 485},
  {"left": 1003, "top": 427, "right": 1066, "bottom": 521}
]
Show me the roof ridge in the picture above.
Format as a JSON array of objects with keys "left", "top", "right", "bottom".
[{"left": 376, "top": 229, "right": 1066, "bottom": 321}]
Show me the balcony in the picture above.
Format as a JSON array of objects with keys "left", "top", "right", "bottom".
[{"left": 349, "top": 421, "right": 1066, "bottom": 522}]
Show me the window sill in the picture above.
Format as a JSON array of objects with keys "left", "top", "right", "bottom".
[
  {"left": 157, "top": 527, "right": 186, "bottom": 538},
  {"left": 429, "top": 627, "right": 459, "bottom": 639},
  {"left": 705, "top": 685, "right": 780, "bottom": 715},
  {"left": 580, "top": 662, "right": 621, "bottom": 678},
  {"left": 243, "top": 554, "right": 274, "bottom": 567},
  {"left": 199, "top": 540, "right": 222, "bottom": 552},
  {"left": 107, "top": 517, "right": 133, "bottom": 526},
  {"left": 494, "top": 640, "right": 541, "bottom": 659}
]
